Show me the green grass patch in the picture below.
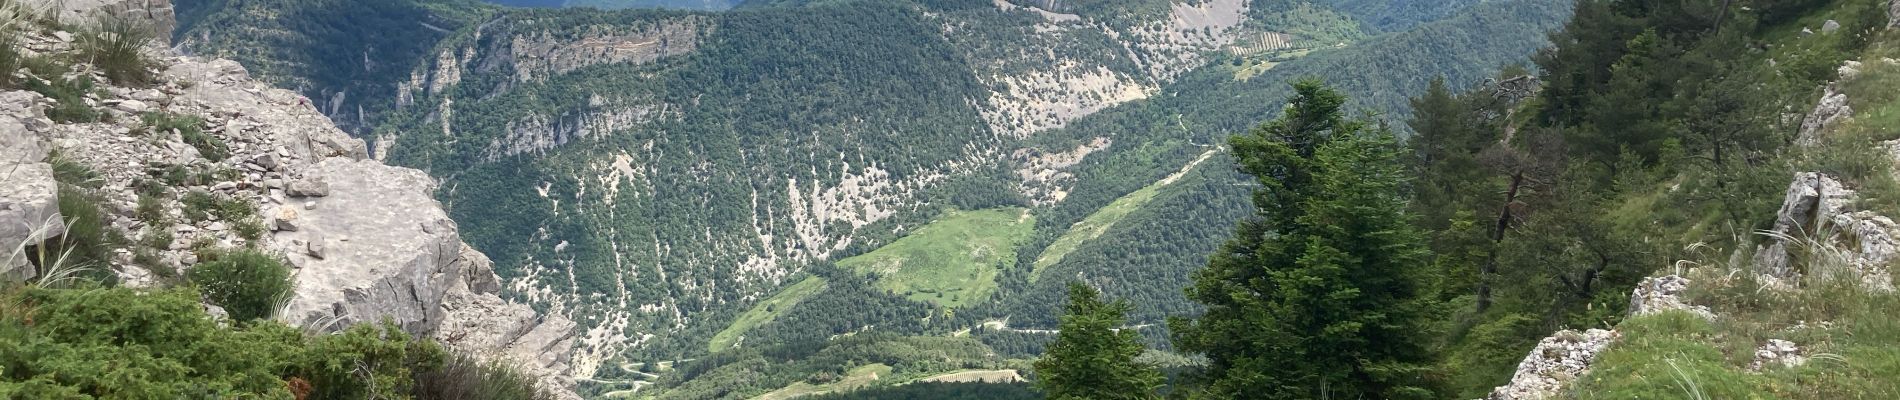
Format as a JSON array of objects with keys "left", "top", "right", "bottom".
[
  {"left": 1033, "top": 150, "right": 1214, "bottom": 276},
  {"left": 838, "top": 208, "right": 1034, "bottom": 308},
  {"left": 1573, "top": 271, "right": 1900, "bottom": 399},
  {"left": 708, "top": 276, "right": 827, "bottom": 352}
]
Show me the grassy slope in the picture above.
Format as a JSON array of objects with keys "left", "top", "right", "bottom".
[
  {"left": 1575, "top": 6, "right": 1900, "bottom": 398},
  {"left": 1575, "top": 275, "right": 1900, "bottom": 398},
  {"left": 838, "top": 208, "right": 1035, "bottom": 308},
  {"left": 707, "top": 276, "right": 828, "bottom": 352},
  {"left": 1032, "top": 149, "right": 1217, "bottom": 276}
]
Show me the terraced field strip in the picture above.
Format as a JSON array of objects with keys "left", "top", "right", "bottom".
[
  {"left": 1033, "top": 149, "right": 1219, "bottom": 278},
  {"left": 708, "top": 276, "right": 828, "bottom": 352}
]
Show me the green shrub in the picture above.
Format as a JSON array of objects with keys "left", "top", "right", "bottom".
[
  {"left": 140, "top": 225, "right": 173, "bottom": 249},
  {"left": 48, "top": 151, "right": 100, "bottom": 189},
  {"left": 144, "top": 113, "right": 227, "bottom": 161},
  {"left": 0, "top": 16, "right": 20, "bottom": 90},
  {"left": 0, "top": 287, "right": 306, "bottom": 398},
  {"left": 298, "top": 321, "right": 448, "bottom": 400},
  {"left": 181, "top": 189, "right": 217, "bottom": 221},
  {"left": 134, "top": 192, "right": 168, "bottom": 224},
  {"left": 414, "top": 353, "right": 557, "bottom": 400},
  {"left": 180, "top": 189, "right": 252, "bottom": 224},
  {"left": 26, "top": 74, "right": 100, "bottom": 123},
  {"left": 0, "top": 286, "right": 498, "bottom": 399},
  {"left": 77, "top": 15, "right": 154, "bottom": 87},
  {"left": 186, "top": 248, "right": 292, "bottom": 322},
  {"left": 234, "top": 217, "right": 266, "bottom": 241},
  {"left": 34, "top": 184, "right": 123, "bottom": 287}
]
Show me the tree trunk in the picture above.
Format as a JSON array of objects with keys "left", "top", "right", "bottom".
[{"left": 1477, "top": 171, "right": 1526, "bottom": 312}]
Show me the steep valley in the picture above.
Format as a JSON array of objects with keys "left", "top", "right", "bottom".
[{"left": 166, "top": 0, "right": 1574, "bottom": 397}]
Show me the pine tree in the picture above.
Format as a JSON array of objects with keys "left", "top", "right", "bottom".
[
  {"left": 1171, "top": 80, "right": 1440, "bottom": 399},
  {"left": 1033, "top": 283, "right": 1162, "bottom": 400}
]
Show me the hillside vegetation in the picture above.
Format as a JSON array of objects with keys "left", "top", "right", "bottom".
[{"left": 166, "top": 0, "right": 1584, "bottom": 397}]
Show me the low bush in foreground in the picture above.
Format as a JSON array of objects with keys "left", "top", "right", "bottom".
[{"left": 0, "top": 286, "right": 551, "bottom": 399}]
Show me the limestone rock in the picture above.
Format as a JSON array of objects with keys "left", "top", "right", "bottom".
[
  {"left": 1629, "top": 275, "right": 1715, "bottom": 320},
  {"left": 1797, "top": 85, "right": 1852, "bottom": 146},
  {"left": 1485, "top": 329, "right": 1620, "bottom": 400},
  {"left": 24, "top": 0, "right": 177, "bottom": 45},
  {"left": 1, "top": 106, "right": 61, "bottom": 283},
  {"left": 1821, "top": 19, "right": 1842, "bottom": 34},
  {"left": 285, "top": 177, "right": 330, "bottom": 197},
  {"left": 162, "top": 59, "right": 368, "bottom": 160},
  {"left": 1749, "top": 339, "right": 1806, "bottom": 371},
  {"left": 437, "top": 245, "right": 580, "bottom": 400},
  {"left": 273, "top": 158, "right": 461, "bottom": 335},
  {"left": 1755, "top": 173, "right": 1856, "bottom": 277},
  {"left": 1891, "top": 0, "right": 1899, "bottom": 29}
]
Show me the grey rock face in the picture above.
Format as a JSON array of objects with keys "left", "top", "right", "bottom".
[
  {"left": 25, "top": 0, "right": 176, "bottom": 44},
  {"left": 436, "top": 246, "right": 581, "bottom": 400},
  {"left": 273, "top": 158, "right": 463, "bottom": 335},
  {"left": 1797, "top": 85, "right": 1852, "bottom": 146},
  {"left": 1753, "top": 172, "right": 1896, "bottom": 290},
  {"left": 1629, "top": 275, "right": 1715, "bottom": 320},
  {"left": 0, "top": 94, "right": 60, "bottom": 283},
  {"left": 1891, "top": 0, "right": 1898, "bottom": 29},
  {"left": 1754, "top": 173, "right": 1856, "bottom": 277}
]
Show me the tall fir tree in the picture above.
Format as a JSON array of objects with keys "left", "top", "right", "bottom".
[
  {"left": 1171, "top": 80, "right": 1441, "bottom": 399},
  {"left": 1033, "top": 283, "right": 1163, "bottom": 400}
]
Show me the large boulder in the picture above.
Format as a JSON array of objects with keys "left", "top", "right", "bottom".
[{"left": 269, "top": 158, "right": 581, "bottom": 398}]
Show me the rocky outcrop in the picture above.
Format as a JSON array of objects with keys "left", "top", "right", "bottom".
[
  {"left": 24, "top": 0, "right": 175, "bottom": 44},
  {"left": 1484, "top": 329, "right": 1619, "bottom": 400},
  {"left": 1796, "top": 85, "right": 1852, "bottom": 146},
  {"left": 509, "top": 17, "right": 705, "bottom": 83},
  {"left": 0, "top": 93, "right": 60, "bottom": 282},
  {"left": 1749, "top": 339, "right": 1806, "bottom": 371},
  {"left": 273, "top": 158, "right": 463, "bottom": 333},
  {"left": 1486, "top": 273, "right": 1713, "bottom": 399},
  {"left": 1890, "top": 0, "right": 1898, "bottom": 29},
  {"left": 1753, "top": 172, "right": 1854, "bottom": 278},
  {"left": 1753, "top": 172, "right": 1897, "bottom": 291},
  {"left": 3, "top": 5, "right": 580, "bottom": 395},
  {"left": 1628, "top": 275, "right": 1716, "bottom": 320}
]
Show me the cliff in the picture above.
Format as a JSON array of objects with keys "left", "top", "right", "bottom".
[{"left": 0, "top": 2, "right": 580, "bottom": 397}]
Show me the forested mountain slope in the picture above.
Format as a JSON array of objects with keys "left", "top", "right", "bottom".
[
  {"left": 173, "top": 0, "right": 497, "bottom": 134},
  {"left": 167, "top": 0, "right": 1573, "bottom": 396}
]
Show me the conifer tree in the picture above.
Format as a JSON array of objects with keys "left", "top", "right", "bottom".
[
  {"left": 1171, "top": 80, "right": 1440, "bottom": 399},
  {"left": 1034, "top": 283, "right": 1162, "bottom": 400}
]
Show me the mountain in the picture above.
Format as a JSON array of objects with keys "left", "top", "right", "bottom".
[
  {"left": 164, "top": 0, "right": 1576, "bottom": 396},
  {"left": 483, "top": 0, "right": 744, "bottom": 10},
  {"left": 13, "top": 0, "right": 1898, "bottom": 398}
]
